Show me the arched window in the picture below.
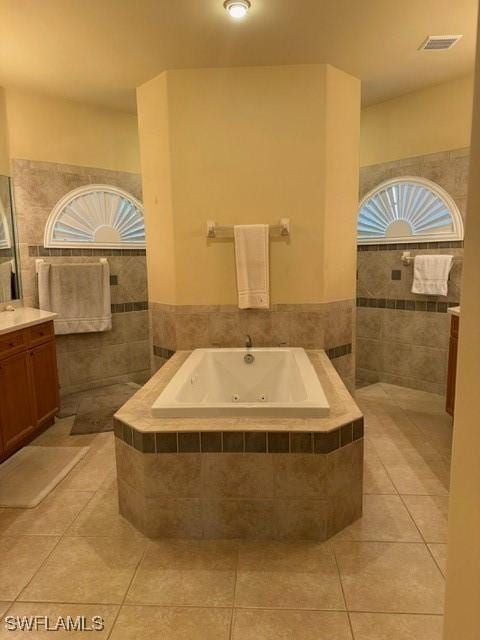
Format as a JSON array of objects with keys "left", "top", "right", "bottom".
[
  {"left": 358, "top": 177, "right": 464, "bottom": 245},
  {"left": 44, "top": 185, "right": 145, "bottom": 249}
]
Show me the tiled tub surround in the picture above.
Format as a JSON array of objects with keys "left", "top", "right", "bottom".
[
  {"left": 10, "top": 159, "right": 150, "bottom": 395},
  {"left": 114, "top": 349, "right": 364, "bottom": 540},
  {"left": 357, "top": 149, "right": 467, "bottom": 394},
  {"left": 150, "top": 299, "right": 356, "bottom": 393}
]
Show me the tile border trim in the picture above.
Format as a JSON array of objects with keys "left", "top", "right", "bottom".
[
  {"left": 326, "top": 343, "right": 352, "bottom": 360},
  {"left": 153, "top": 345, "right": 176, "bottom": 360},
  {"left": 357, "top": 297, "right": 459, "bottom": 313},
  {"left": 358, "top": 240, "right": 464, "bottom": 252},
  {"left": 111, "top": 302, "right": 148, "bottom": 313},
  {"left": 28, "top": 244, "right": 146, "bottom": 257},
  {"left": 114, "top": 417, "right": 364, "bottom": 455}
]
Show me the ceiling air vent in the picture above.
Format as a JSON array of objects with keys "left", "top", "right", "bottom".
[{"left": 419, "top": 35, "right": 463, "bottom": 51}]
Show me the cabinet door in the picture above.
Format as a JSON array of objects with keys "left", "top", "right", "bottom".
[
  {"left": 0, "top": 351, "right": 36, "bottom": 454},
  {"left": 29, "top": 340, "right": 59, "bottom": 426},
  {"left": 446, "top": 316, "right": 459, "bottom": 416}
]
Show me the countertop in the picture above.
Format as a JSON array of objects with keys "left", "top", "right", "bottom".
[
  {"left": 448, "top": 306, "right": 460, "bottom": 317},
  {"left": 0, "top": 307, "right": 57, "bottom": 336},
  {"left": 115, "top": 349, "right": 363, "bottom": 434}
]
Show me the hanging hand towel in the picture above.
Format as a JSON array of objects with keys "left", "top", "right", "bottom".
[
  {"left": 234, "top": 224, "right": 270, "bottom": 309},
  {"left": 38, "top": 262, "right": 112, "bottom": 334},
  {"left": 411, "top": 255, "right": 454, "bottom": 297},
  {"left": 0, "top": 261, "right": 12, "bottom": 302}
]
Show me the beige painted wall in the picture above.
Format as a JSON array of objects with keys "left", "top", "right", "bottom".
[
  {"left": 361, "top": 75, "right": 474, "bottom": 167},
  {"left": 137, "top": 73, "right": 177, "bottom": 305},
  {"left": 0, "top": 88, "right": 9, "bottom": 175},
  {"left": 323, "top": 66, "right": 361, "bottom": 302},
  {"left": 443, "top": 38, "right": 480, "bottom": 640},
  {"left": 138, "top": 64, "right": 360, "bottom": 306},
  {"left": 4, "top": 88, "right": 140, "bottom": 173}
]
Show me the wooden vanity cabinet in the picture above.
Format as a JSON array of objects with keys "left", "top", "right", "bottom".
[
  {"left": 0, "top": 321, "right": 59, "bottom": 461},
  {"left": 446, "top": 315, "right": 459, "bottom": 417},
  {"left": 0, "top": 350, "right": 36, "bottom": 454}
]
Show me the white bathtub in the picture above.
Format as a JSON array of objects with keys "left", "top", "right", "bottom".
[{"left": 151, "top": 347, "right": 330, "bottom": 418}]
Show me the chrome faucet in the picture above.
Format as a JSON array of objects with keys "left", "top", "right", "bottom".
[{"left": 244, "top": 335, "right": 254, "bottom": 363}]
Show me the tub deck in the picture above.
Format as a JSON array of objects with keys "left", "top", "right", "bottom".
[{"left": 115, "top": 349, "right": 362, "bottom": 435}]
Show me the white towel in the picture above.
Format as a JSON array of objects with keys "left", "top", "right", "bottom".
[
  {"left": 38, "top": 262, "right": 112, "bottom": 334},
  {"left": 411, "top": 255, "right": 453, "bottom": 297},
  {"left": 234, "top": 224, "right": 270, "bottom": 309},
  {"left": 0, "top": 261, "right": 12, "bottom": 302}
]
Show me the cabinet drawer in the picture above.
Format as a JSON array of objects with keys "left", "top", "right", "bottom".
[
  {"left": 28, "top": 321, "right": 55, "bottom": 347},
  {"left": 0, "top": 330, "right": 28, "bottom": 360}
]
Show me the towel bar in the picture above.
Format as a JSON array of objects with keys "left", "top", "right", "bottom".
[
  {"left": 206, "top": 218, "right": 290, "bottom": 239},
  {"left": 35, "top": 257, "right": 108, "bottom": 274},
  {"left": 401, "top": 251, "right": 463, "bottom": 266}
]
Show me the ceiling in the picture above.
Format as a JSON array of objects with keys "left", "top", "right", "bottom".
[{"left": 0, "top": 0, "right": 477, "bottom": 112}]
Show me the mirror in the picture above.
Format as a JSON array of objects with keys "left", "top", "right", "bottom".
[{"left": 0, "top": 175, "right": 21, "bottom": 302}]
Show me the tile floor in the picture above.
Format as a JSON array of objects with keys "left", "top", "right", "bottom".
[{"left": 0, "top": 382, "right": 451, "bottom": 639}]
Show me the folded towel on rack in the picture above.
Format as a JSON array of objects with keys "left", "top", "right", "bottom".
[
  {"left": 234, "top": 224, "right": 270, "bottom": 309},
  {"left": 411, "top": 255, "right": 454, "bottom": 297},
  {"left": 38, "top": 262, "right": 112, "bottom": 334},
  {"left": 0, "top": 260, "right": 12, "bottom": 302}
]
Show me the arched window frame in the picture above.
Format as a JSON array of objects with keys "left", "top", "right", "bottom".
[
  {"left": 358, "top": 176, "right": 464, "bottom": 245},
  {"left": 44, "top": 184, "right": 145, "bottom": 250}
]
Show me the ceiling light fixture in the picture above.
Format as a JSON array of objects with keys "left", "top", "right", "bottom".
[{"left": 224, "top": 0, "right": 251, "bottom": 19}]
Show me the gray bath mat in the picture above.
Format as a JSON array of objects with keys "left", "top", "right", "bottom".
[
  {"left": 62, "top": 383, "right": 141, "bottom": 435},
  {"left": 0, "top": 446, "right": 89, "bottom": 508}
]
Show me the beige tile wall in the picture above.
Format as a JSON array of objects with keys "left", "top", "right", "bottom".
[
  {"left": 357, "top": 148, "right": 467, "bottom": 394},
  {"left": 150, "top": 300, "right": 356, "bottom": 392},
  {"left": 360, "top": 148, "right": 469, "bottom": 206},
  {"left": 56, "top": 310, "right": 150, "bottom": 395},
  {"left": 357, "top": 247, "right": 463, "bottom": 304},
  {"left": 10, "top": 159, "right": 150, "bottom": 395},
  {"left": 357, "top": 308, "right": 450, "bottom": 395}
]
